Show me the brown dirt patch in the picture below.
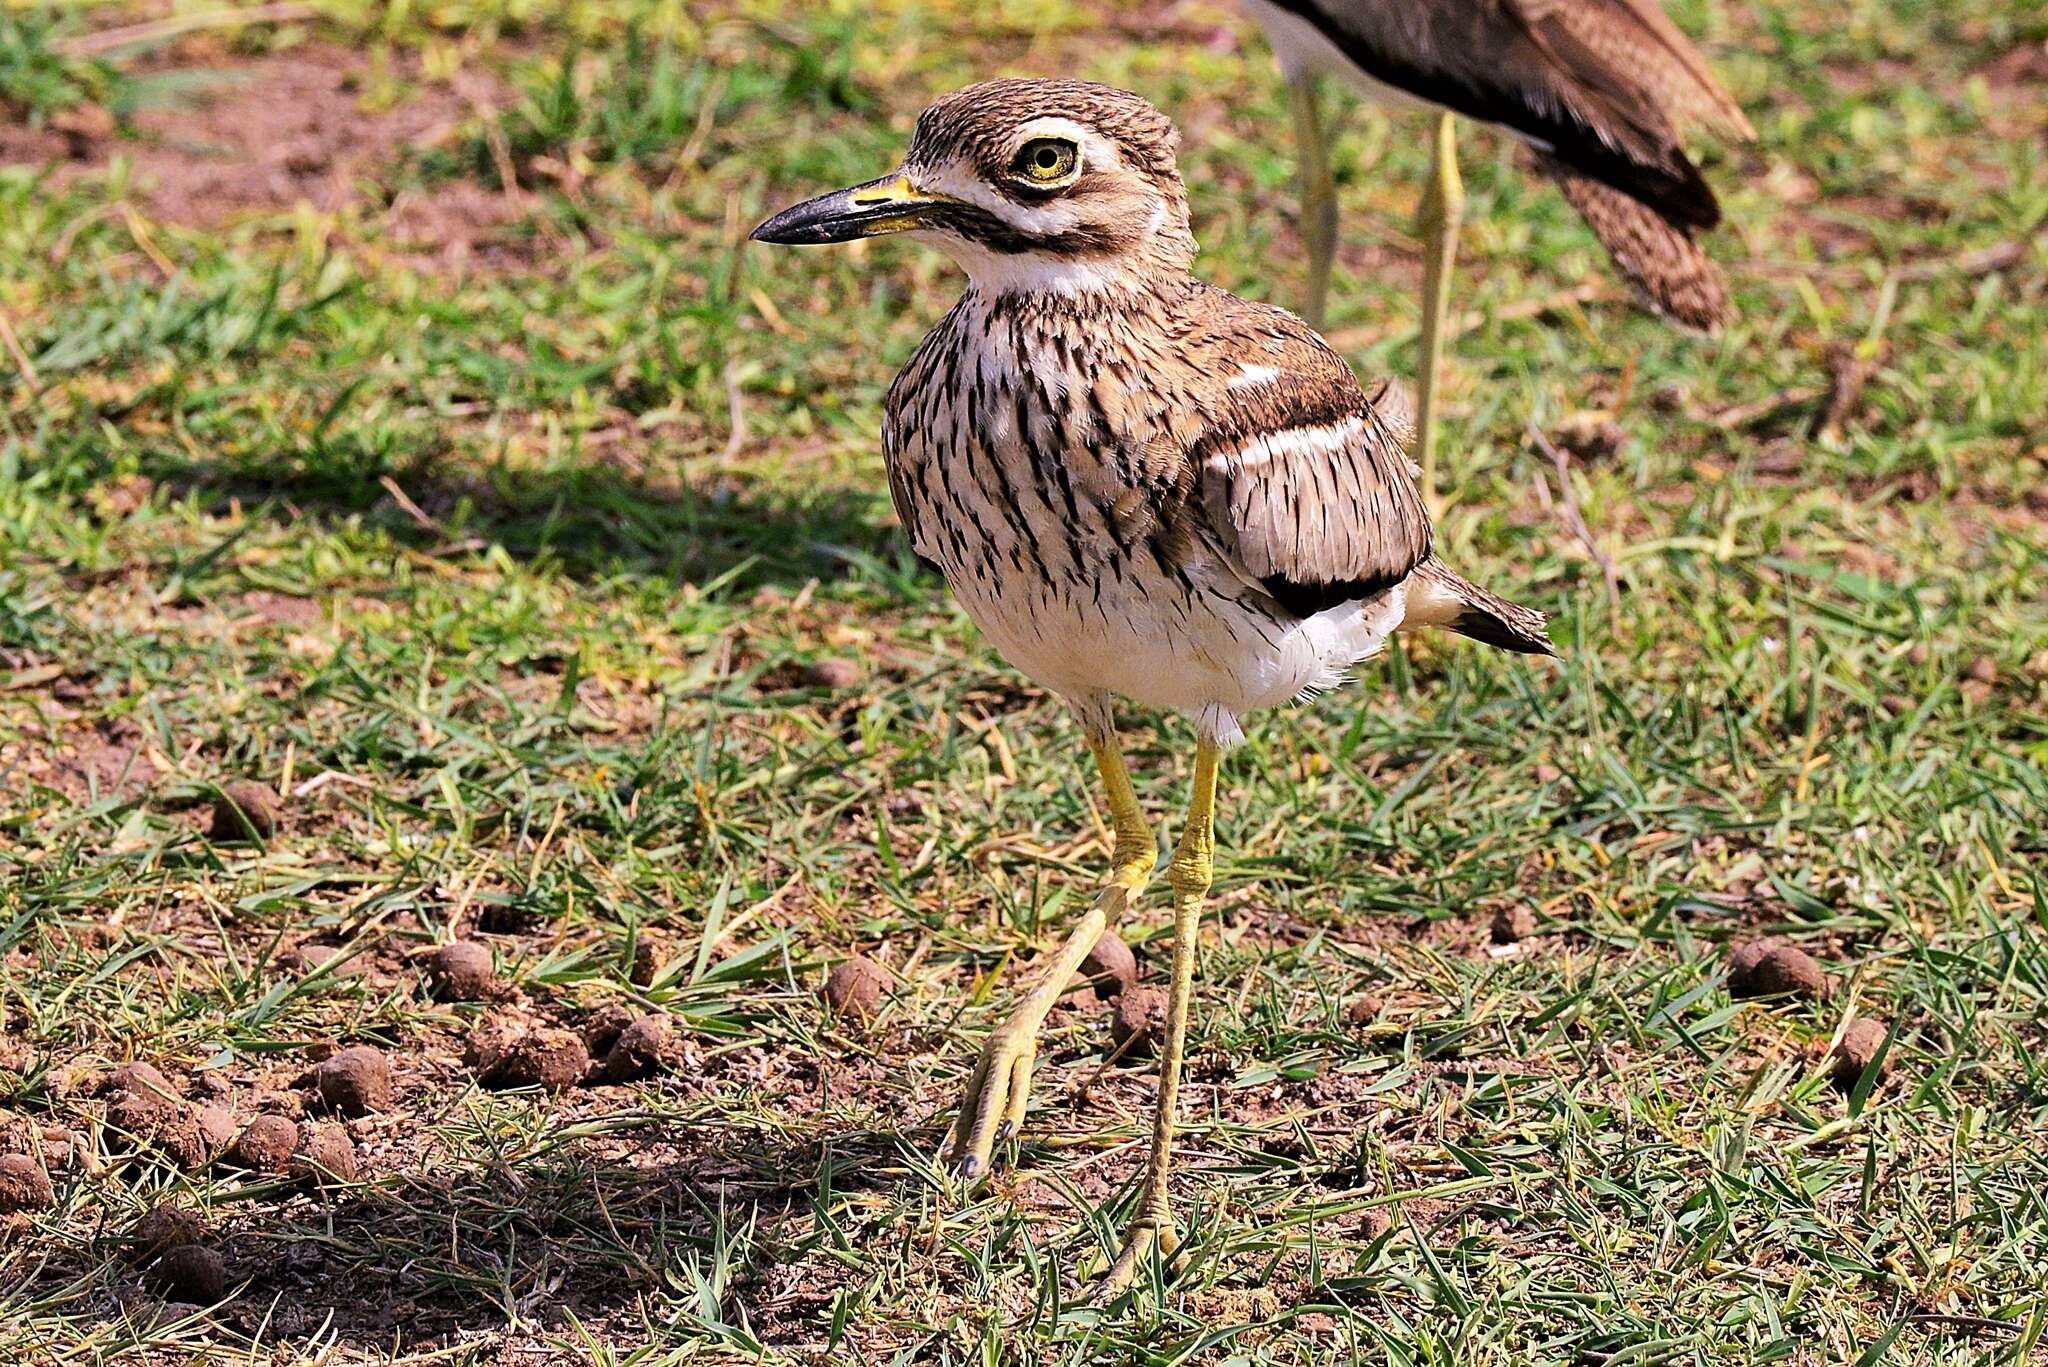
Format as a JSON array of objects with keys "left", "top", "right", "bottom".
[
  {"left": 0, "top": 40, "right": 530, "bottom": 269},
  {"left": 1975, "top": 39, "right": 2048, "bottom": 96},
  {"left": 12, "top": 717, "right": 159, "bottom": 805}
]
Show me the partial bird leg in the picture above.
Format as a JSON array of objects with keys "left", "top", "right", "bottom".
[
  {"left": 1414, "top": 110, "right": 1465, "bottom": 508},
  {"left": 950, "top": 730, "right": 1157, "bottom": 1177},
  {"left": 1096, "top": 738, "right": 1219, "bottom": 1299},
  {"left": 1287, "top": 74, "right": 1339, "bottom": 332}
]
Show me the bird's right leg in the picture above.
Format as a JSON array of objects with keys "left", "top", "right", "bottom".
[
  {"left": 950, "top": 730, "right": 1157, "bottom": 1177},
  {"left": 1414, "top": 110, "right": 1465, "bottom": 510},
  {"left": 1288, "top": 74, "right": 1339, "bottom": 332}
]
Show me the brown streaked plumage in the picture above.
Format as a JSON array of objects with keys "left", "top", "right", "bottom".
[
  {"left": 752, "top": 78, "right": 1551, "bottom": 1299},
  {"left": 1539, "top": 151, "right": 1730, "bottom": 330}
]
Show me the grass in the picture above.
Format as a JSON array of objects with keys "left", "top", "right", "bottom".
[{"left": 1, "top": 0, "right": 2045, "bottom": 1361}]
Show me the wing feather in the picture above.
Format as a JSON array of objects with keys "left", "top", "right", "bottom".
[
  {"left": 1180, "top": 291, "right": 1431, "bottom": 618},
  {"left": 1257, "top": 0, "right": 1749, "bottom": 229}
]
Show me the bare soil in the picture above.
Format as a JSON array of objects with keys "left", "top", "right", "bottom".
[{"left": 2, "top": 40, "right": 528, "bottom": 269}]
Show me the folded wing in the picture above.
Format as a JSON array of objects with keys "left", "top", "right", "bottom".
[{"left": 1181, "top": 292, "right": 1432, "bottom": 618}]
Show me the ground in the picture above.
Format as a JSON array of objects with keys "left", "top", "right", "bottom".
[{"left": 1, "top": 0, "right": 2045, "bottom": 1363}]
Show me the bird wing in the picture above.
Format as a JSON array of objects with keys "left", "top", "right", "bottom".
[
  {"left": 1259, "top": 0, "right": 1747, "bottom": 228},
  {"left": 1530, "top": 0, "right": 1754, "bottom": 143},
  {"left": 1180, "top": 290, "right": 1432, "bottom": 618}
]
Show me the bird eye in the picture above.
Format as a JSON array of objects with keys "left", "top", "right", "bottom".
[{"left": 1011, "top": 137, "right": 1079, "bottom": 185}]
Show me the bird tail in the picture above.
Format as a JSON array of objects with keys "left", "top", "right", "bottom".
[
  {"left": 1538, "top": 153, "right": 1733, "bottom": 335},
  {"left": 1402, "top": 556, "right": 1556, "bottom": 657}
]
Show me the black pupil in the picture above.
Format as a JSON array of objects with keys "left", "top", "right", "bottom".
[{"left": 1036, "top": 147, "right": 1058, "bottom": 169}]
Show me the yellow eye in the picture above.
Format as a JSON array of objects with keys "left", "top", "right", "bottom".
[{"left": 1012, "top": 137, "right": 1078, "bottom": 184}]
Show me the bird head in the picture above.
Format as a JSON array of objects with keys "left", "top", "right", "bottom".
[{"left": 751, "top": 79, "right": 1197, "bottom": 297}]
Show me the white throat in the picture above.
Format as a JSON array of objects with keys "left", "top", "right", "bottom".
[{"left": 931, "top": 235, "right": 1150, "bottom": 298}]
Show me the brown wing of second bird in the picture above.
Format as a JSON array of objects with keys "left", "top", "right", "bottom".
[{"left": 1260, "top": 0, "right": 1754, "bottom": 328}]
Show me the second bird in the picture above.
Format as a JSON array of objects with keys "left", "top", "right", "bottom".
[{"left": 1241, "top": 0, "right": 1754, "bottom": 490}]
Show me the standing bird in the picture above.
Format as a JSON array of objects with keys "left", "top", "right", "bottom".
[
  {"left": 752, "top": 79, "right": 1552, "bottom": 1295},
  {"left": 1240, "top": 0, "right": 1754, "bottom": 493}
]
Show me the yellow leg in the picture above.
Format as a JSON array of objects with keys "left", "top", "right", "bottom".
[
  {"left": 1096, "top": 738, "right": 1219, "bottom": 1299},
  {"left": 1415, "top": 111, "right": 1464, "bottom": 511},
  {"left": 950, "top": 730, "right": 1157, "bottom": 1177},
  {"left": 1288, "top": 75, "right": 1338, "bottom": 332}
]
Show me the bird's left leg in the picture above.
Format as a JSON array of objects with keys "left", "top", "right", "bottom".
[
  {"left": 950, "top": 729, "right": 1157, "bottom": 1177},
  {"left": 1287, "top": 73, "right": 1339, "bottom": 331},
  {"left": 1414, "top": 110, "right": 1465, "bottom": 510},
  {"left": 1096, "top": 737, "right": 1219, "bottom": 1299}
]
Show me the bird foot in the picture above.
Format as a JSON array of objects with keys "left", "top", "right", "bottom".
[
  {"left": 947, "top": 1024, "right": 1039, "bottom": 1178},
  {"left": 1092, "top": 1217, "right": 1183, "bottom": 1302}
]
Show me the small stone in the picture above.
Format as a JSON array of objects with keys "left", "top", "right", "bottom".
[
  {"left": 628, "top": 938, "right": 665, "bottom": 987},
  {"left": 465, "top": 1013, "right": 532, "bottom": 1078},
  {"left": 194, "top": 1104, "right": 238, "bottom": 1156},
  {"left": 148, "top": 1244, "right": 225, "bottom": 1303},
  {"left": 30, "top": 1126, "right": 91, "bottom": 1175},
  {"left": 1345, "top": 994, "right": 1385, "bottom": 1027},
  {"left": 425, "top": 942, "right": 496, "bottom": 1002},
  {"left": 105, "top": 1092, "right": 207, "bottom": 1169},
  {"left": 1965, "top": 654, "right": 1997, "bottom": 685},
  {"left": 1074, "top": 932, "right": 1138, "bottom": 1000},
  {"left": 1110, "top": 986, "right": 1168, "bottom": 1060},
  {"left": 582, "top": 1004, "right": 637, "bottom": 1056},
  {"left": 131, "top": 1204, "right": 205, "bottom": 1263},
  {"left": 1490, "top": 906, "right": 1539, "bottom": 944},
  {"left": 210, "top": 781, "right": 281, "bottom": 841},
  {"left": 102, "top": 1061, "right": 176, "bottom": 1100},
  {"left": 802, "top": 658, "right": 861, "bottom": 690},
  {"left": 291, "top": 1122, "right": 359, "bottom": 1187},
  {"left": 1727, "top": 939, "right": 1830, "bottom": 1001},
  {"left": 315, "top": 1046, "right": 393, "bottom": 1117},
  {"left": 227, "top": 1115, "right": 299, "bottom": 1174},
  {"left": 1534, "top": 763, "right": 1563, "bottom": 784},
  {"left": 601, "top": 1015, "right": 674, "bottom": 1082},
  {"left": 1830, "top": 1018, "right": 1894, "bottom": 1090},
  {"left": 822, "top": 956, "right": 886, "bottom": 1023},
  {"left": 484, "top": 1028, "right": 589, "bottom": 1092},
  {"left": 0, "top": 1153, "right": 53, "bottom": 1212}
]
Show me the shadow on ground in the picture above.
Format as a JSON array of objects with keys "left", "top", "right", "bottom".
[
  {"left": 133, "top": 447, "right": 919, "bottom": 596},
  {"left": 33, "top": 1119, "right": 920, "bottom": 1352}
]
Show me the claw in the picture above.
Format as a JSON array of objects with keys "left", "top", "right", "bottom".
[
  {"left": 1094, "top": 1218, "right": 1184, "bottom": 1302},
  {"left": 947, "top": 1024, "right": 1040, "bottom": 1179}
]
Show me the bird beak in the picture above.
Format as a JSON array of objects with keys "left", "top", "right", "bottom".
[{"left": 750, "top": 171, "right": 952, "bottom": 245}]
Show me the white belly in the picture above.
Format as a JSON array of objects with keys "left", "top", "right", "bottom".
[{"left": 950, "top": 566, "right": 1409, "bottom": 746}]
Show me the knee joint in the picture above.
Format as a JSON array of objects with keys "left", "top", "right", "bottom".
[{"left": 1168, "top": 847, "right": 1212, "bottom": 900}]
